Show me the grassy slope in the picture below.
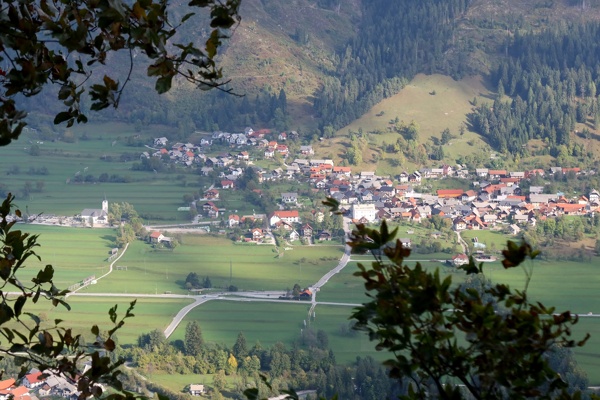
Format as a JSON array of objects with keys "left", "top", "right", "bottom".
[
  {"left": 315, "top": 74, "right": 493, "bottom": 172},
  {"left": 214, "top": 0, "right": 360, "bottom": 128}
]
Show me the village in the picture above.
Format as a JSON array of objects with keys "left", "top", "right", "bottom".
[{"left": 139, "top": 129, "right": 599, "bottom": 252}]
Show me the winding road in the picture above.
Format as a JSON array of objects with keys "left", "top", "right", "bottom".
[
  {"left": 67, "top": 219, "right": 600, "bottom": 340},
  {"left": 69, "top": 218, "right": 358, "bottom": 338}
]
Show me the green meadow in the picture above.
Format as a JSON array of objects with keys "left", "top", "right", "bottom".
[
  {"left": 461, "top": 229, "right": 513, "bottom": 252},
  {"left": 11, "top": 222, "right": 600, "bottom": 384},
  {"left": 315, "top": 73, "right": 494, "bottom": 174},
  {"left": 15, "top": 296, "right": 191, "bottom": 345},
  {"left": 169, "top": 300, "right": 383, "bottom": 366},
  {"left": 13, "top": 224, "right": 116, "bottom": 287},
  {"left": 87, "top": 236, "right": 344, "bottom": 294},
  {"left": 0, "top": 123, "right": 196, "bottom": 223}
]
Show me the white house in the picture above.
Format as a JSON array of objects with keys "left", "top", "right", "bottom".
[
  {"left": 153, "top": 137, "right": 168, "bottom": 146},
  {"left": 351, "top": 204, "right": 378, "bottom": 222},
  {"left": 189, "top": 384, "right": 205, "bottom": 396},
  {"left": 269, "top": 210, "right": 300, "bottom": 226},
  {"left": 281, "top": 192, "right": 298, "bottom": 204},
  {"left": 452, "top": 254, "right": 469, "bottom": 267}
]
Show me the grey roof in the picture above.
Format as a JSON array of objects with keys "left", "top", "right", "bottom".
[{"left": 81, "top": 209, "right": 107, "bottom": 218}]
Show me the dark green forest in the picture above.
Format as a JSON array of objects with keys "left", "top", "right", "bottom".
[
  {"left": 470, "top": 22, "right": 600, "bottom": 159},
  {"left": 314, "top": 0, "right": 472, "bottom": 134}
]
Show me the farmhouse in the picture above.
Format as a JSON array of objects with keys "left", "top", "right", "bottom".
[
  {"left": 22, "top": 371, "right": 45, "bottom": 389},
  {"left": 189, "top": 384, "right": 206, "bottom": 396},
  {"left": 149, "top": 231, "right": 165, "bottom": 243}
]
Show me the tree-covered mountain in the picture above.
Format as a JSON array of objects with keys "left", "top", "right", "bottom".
[{"left": 23, "top": 0, "right": 600, "bottom": 152}]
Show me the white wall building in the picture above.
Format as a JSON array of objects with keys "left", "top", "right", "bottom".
[{"left": 351, "top": 203, "right": 378, "bottom": 222}]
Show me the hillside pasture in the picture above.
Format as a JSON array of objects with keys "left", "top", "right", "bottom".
[{"left": 315, "top": 74, "right": 493, "bottom": 174}]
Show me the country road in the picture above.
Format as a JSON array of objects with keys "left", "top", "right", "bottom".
[{"left": 67, "top": 242, "right": 130, "bottom": 297}]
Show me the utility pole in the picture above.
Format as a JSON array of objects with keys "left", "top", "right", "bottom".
[{"left": 230, "top": 259, "right": 232, "bottom": 287}]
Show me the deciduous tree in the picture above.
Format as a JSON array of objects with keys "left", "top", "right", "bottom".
[{"left": 0, "top": 0, "right": 241, "bottom": 146}]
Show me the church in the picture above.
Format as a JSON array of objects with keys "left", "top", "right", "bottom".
[{"left": 81, "top": 200, "right": 109, "bottom": 226}]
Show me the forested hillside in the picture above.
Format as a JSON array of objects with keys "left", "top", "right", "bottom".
[
  {"left": 470, "top": 23, "right": 600, "bottom": 161},
  {"left": 314, "top": 0, "right": 472, "bottom": 133},
  {"left": 21, "top": 0, "right": 600, "bottom": 153}
]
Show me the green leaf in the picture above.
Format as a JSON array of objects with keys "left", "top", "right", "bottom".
[
  {"left": 181, "top": 12, "right": 195, "bottom": 23},
  {"left": 0, "top": 304, "right": 15, "bottom": 325},
  {"left": 155, "top": 75, "right": 173, "bottom": 94},
  {"left": 33, "top": 265, "right": 54, "bottom": 284},
  {"left": 53, "top": 111, "right": 72, "bottom": 125},
  {"left": 13, "top": 295, "right": 26, "bottom": 318}
]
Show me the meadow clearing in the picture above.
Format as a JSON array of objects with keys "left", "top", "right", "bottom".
[{"left": 314, "top": 73, "right": 494, "bottom": 175}]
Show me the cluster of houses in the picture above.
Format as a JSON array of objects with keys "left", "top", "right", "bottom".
[
  {"left": 144, "top": 132, "right": 599, "bottom": 248},
  {"left": 0, "top": 368, "right": 105, "bottom": 400},
  {"left": 144, "top": 128, "right": 302, "bottom": 167},
  {"left": 183, "top": 144, "right": 599, "bottom": 244}
]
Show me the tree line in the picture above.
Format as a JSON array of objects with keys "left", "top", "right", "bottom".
[{"left": 122, "top": 322, "right": 402, "bottom": 399}]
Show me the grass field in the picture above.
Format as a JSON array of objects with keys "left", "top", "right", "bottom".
[
  {"left": 169, "top": 300, "right": 384, "bottom": 366},
  {"left": 87, "top": 236, "right": 344, "bottom": 294},
  {"left": 461, "top": 229, "right": 512, "bottom": 253},
  {"left": 0, "top": 123, "right": 200, "bottom": 223},
  {"left": 17, "top": 296, "right": 192, "bottom": 344},
  {"left": 12, "top": 224, "right": 116, "bottom": 287},
  {"left": 12, "top": 222, "right": 600, "bottom": 385}
]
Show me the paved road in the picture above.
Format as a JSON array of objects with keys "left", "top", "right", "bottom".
[{"left": 163, "top": 295, "right": 219, "bottom": 337}]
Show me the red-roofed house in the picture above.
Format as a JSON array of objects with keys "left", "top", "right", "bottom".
[
  {"left": 269, "top": 210, "right": 300, "bottom": 226},
  {"left": 0, "top": 379, "right": 15, "bottom": 391},
  {"left": 149, "top": 231, "right": 165, "bottom": 243},
  {"left": 251, "top": 228, "right": 264, "bottom": 242},
  {"left": 563, "top": 167, "right": 581, "bottom": 174},
  {"left": 23, "top": 371, "right": 45, "bottom": 389},
  {"left": 228, "top": 214, "right": 240, "bottom": 227},
  {"left": 221, "top": 180, "right": 235, "bottom": 189},
  {"left": 488, "top": 170, "right": 507, "bottom": 178},
  {"left": 557, "top": 203, "right": 586, "bottom": 215},
  {"left": 333, "top": 166, "right": 352, "bottom": 176},
  {"left": 276, "top": 144, "right": 289, "bottom": 156},
  {"left": 202, "top": 202, "right": 219, "bottom": 218},
  {"left": 205, "top": 188, "right": 220, "bottom": 199},
  {"left": 437, "top": 189, "right": 464, "bottom": 199}
]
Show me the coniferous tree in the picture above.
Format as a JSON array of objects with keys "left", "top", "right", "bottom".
[
  {"left": 184, "top": 321, "right": 204, "bottom": 357},
  {"left": 233, "top": 331, "right": 249, "bottom": 359}
]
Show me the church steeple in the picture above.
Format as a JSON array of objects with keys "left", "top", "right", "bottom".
[{"left": 102, "top": 199, "right": 108, "bottom": 213}]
